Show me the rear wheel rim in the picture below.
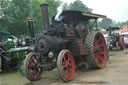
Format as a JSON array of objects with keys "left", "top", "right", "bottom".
[
  {"left": 60, "top": 51, "right": 75, "bottom": 81},
  {"left": 93, "top": 33, "right": 107, "bottom": 67}
]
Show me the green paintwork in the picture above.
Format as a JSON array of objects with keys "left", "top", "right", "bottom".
[
  {"left": 3, "top": 34, "right": 29, "bottom": 60},
  {"left": 110, "top": 44, "right": 112, "bottom": 46},
  {"left": 0, "top": 31, "right": 29, "bottom": 73},
  {"left": 9, "top": 47, "right": 29, "bottom": 52},
  {"left": 4, "top": 40, "right": 16, "bottom": 50},
  {"left": 9, "top": 47, "right": 29, "bottom": 60}
]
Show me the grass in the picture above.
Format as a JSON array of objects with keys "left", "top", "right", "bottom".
[
  {"left": 0, "top": 71, "right": 30, "bottom": 85},
  {"left": 0, "top": 68, "right": 59, "bottom": 85}
]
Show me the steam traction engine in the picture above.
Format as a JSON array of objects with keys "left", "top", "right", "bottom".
[
  {"left": 24, "top": 4, "right": 108, "bottom": 82},
  {"left": 0, "top": 34, "right": 29, "bottom": 72},
  {"left": 106, "top": 27, "right": 124, "bottom": 50}
]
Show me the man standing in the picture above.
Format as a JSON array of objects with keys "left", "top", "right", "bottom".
[{"left": 124, "top": 35, "right": 128, "bottom": 53}]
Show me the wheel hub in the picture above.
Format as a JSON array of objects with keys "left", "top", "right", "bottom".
[{"left": 68, "top": 63, "right": 72, "bottom": 68}]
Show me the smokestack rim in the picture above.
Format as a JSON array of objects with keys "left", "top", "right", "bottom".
[
  {"left": 40, "top": 3, "right": 48, "bottom": 7},
  {"left": 27, "top": 18, "right": 34, "bottom": 21}
]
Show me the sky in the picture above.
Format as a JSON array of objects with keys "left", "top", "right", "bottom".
[{"left": 62, "top": 0, "right": 128, "bottom": 22}]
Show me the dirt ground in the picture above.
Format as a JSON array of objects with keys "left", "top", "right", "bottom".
[{"left": 0, "top": 51, "right": 128, "bottom": 85}]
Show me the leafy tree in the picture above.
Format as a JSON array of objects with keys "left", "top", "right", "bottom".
[
  {"left": 115, "top": 20, "right": 128, "bottom": 27},
  {"left": 65, "top": 0, "right": 92, "bottom": 12},
  {"left": 0, "top": 0, "right": 30, "bottom": 36},
  {"left": 31, "top": 0, "right": 61, "bottom": 32},
  {"left": 0, "top": 0, "right": 61, "bottom": 37},
  {"left": 98, "top": 18, "right": 113, "bottom": 29},
  {"left": 0, "top": 0, "right": 10, "bottom": 30}
]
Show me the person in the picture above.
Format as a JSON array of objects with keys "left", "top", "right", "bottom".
[
  {"left": 115, "top": 33, "right": 120, "bottom": 51},
  {"left": 124, "top": 35, "right": 128, "bottom": 53},
  {"left": 105, "top": 38, "right": 110, "bottom": 50}
]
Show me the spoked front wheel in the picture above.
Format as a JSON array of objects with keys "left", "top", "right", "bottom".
[
  {"left": 57, "top": 49, "right": 75, "bottom": 82},
  {"left": 24, "top": 52, "right": 42, "bottom": 81}
]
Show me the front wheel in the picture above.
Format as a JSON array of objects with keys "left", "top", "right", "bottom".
[
  {"left": 24, "top": 52, "right": 42, "bottom": 81},
  {"left": 57, "top": 49, "right": 75, "bottom": 82}
]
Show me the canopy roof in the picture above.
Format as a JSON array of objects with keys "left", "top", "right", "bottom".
[
  {"left": 54, "top": 10, "right": 106, "bottom": 24},
  {"left": 82, "top": 12, "right": 106, "bottom": 19}
]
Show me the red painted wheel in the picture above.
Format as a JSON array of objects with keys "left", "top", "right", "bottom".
[
  {"left": 57, "top": 50, "right": 75, "bottom": 82},
  {"left": 85, "top": 31, "right": 108, "bottom": 68},
  {"left": 93, "top": 33, "right": 107, "bottom": 68},
  {"left": 24, "top": 52, "right": 42, "bottom": 81}
]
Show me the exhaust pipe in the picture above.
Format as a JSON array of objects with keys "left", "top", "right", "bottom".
[
  {"left": 27, "top": 18, "right": 35, "bottom": 39},
  {"left": 40, "top": 4, "right": 49, "bottom": 30}
]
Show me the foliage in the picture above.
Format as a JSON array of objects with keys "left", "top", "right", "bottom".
[
  {"left": 0, "top": 0, "right": 31, "bottom": 36},
  {"left": 98, "top": 18, "right": 113, "bottom": 29},
  {"left": 115, "top": 20, "right": 128, "bottom": 27},
  {"left": 0, "top": 0, "right": 10, "bottom": 31},
  {"left": 62, "top": 0, "right": 93, "bottom": 30},
  {"left": 64, "top": 0, "right": 92, "bottom": 12},
  {"left": 98, "top": 18, "right": 128, "bottom": 29},
  {"left": 0, "top": 0, "right": 61, "bottom": 37}
]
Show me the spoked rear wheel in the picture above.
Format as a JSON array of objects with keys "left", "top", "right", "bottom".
[
  {"left": 85, "top": 31, "right": 108, "bottom": 68},
  {"left": 24, "top": 52, "right": 42, "bottom": 81},
  {"left": 57, "top": 49, "right": 75, "bottom": 82}
]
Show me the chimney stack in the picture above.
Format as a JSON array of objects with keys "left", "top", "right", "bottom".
[
  {"left": 40, "top": 4, "right": 49, "bottom": 30},
  {"left": 27, "top": 18, "right": 35, "bottom": 39}
]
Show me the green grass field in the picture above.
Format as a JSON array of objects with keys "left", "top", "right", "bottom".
[{"left": 0, "top": 71, "right": 30, "bottom": 85}]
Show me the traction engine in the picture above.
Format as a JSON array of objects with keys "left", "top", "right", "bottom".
[{"left": 24, "top": 4, "right": 108, "bottom": 82}]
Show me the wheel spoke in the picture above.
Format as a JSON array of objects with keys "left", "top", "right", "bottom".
[
  {"left": 68, "top": 68, "right": 72, "bottom": 72},
  {"left": 67, "top": 56, "right": 71, "bottom": 64},
  {"left": 70, "top": 61, "right": 74, "bottom": 66},
  {"left": 98, "top": 44, "right": 104, "bottom": 48},
  {"left": 95, "top": 37, "right": 101, "bottom": 45},
  {"left": 64, "top": 69, "right": 69, "bottom": 79},
  {"left": 29, "top": 63, "right": 33, "bottom": 69},
  {"left": 99, "top": 52, "right": 105, "bottom": 55},
  {"left": 62, "top": 65, "right": 67, "bottom": 70},
  {"left": 95, "top": 53, "right": 100, "bottom": 63},
  {"left": 32, "top": 56, "right": 38, "bottom": 64},
  {"left": 63, "top": 56, "right": 67, "bottom": 62},
  {"left": 31, "top": 57, "right": 36, "bottom": 64},
  {"left": 96, "top": 53, "right": 104, "bottom": 62}
]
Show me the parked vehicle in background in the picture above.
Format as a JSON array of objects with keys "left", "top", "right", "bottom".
[
  {"left": 0, "top": 33, "right": 29, "bottom": 72},
  {"left": 106, "top": 27, "right": 124, "bottom": 50},
  {"left": 123, "top": 35, "right": 128, "bottom": 53}
]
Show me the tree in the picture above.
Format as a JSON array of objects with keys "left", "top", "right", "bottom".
[
  {"left": 66, "top": 0, "right": 92, "bottom": 12},
  {"left": 0, "top": 0, "right": 30, "bottom": 36},
  {"left": 31, "top": 0, "right": 61, "bottom": 32},
  {"left": 0, "top": 0, "right": 61, "bottom": 36},
  {"left": 0, "top": 0, "right": 10, "bottom": 30},
  {"left": 98, "top": 18, "right": 113, "bottom": 29},
  {"left": 115, "top": 20, "right": 128, "bottom": 27}
]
